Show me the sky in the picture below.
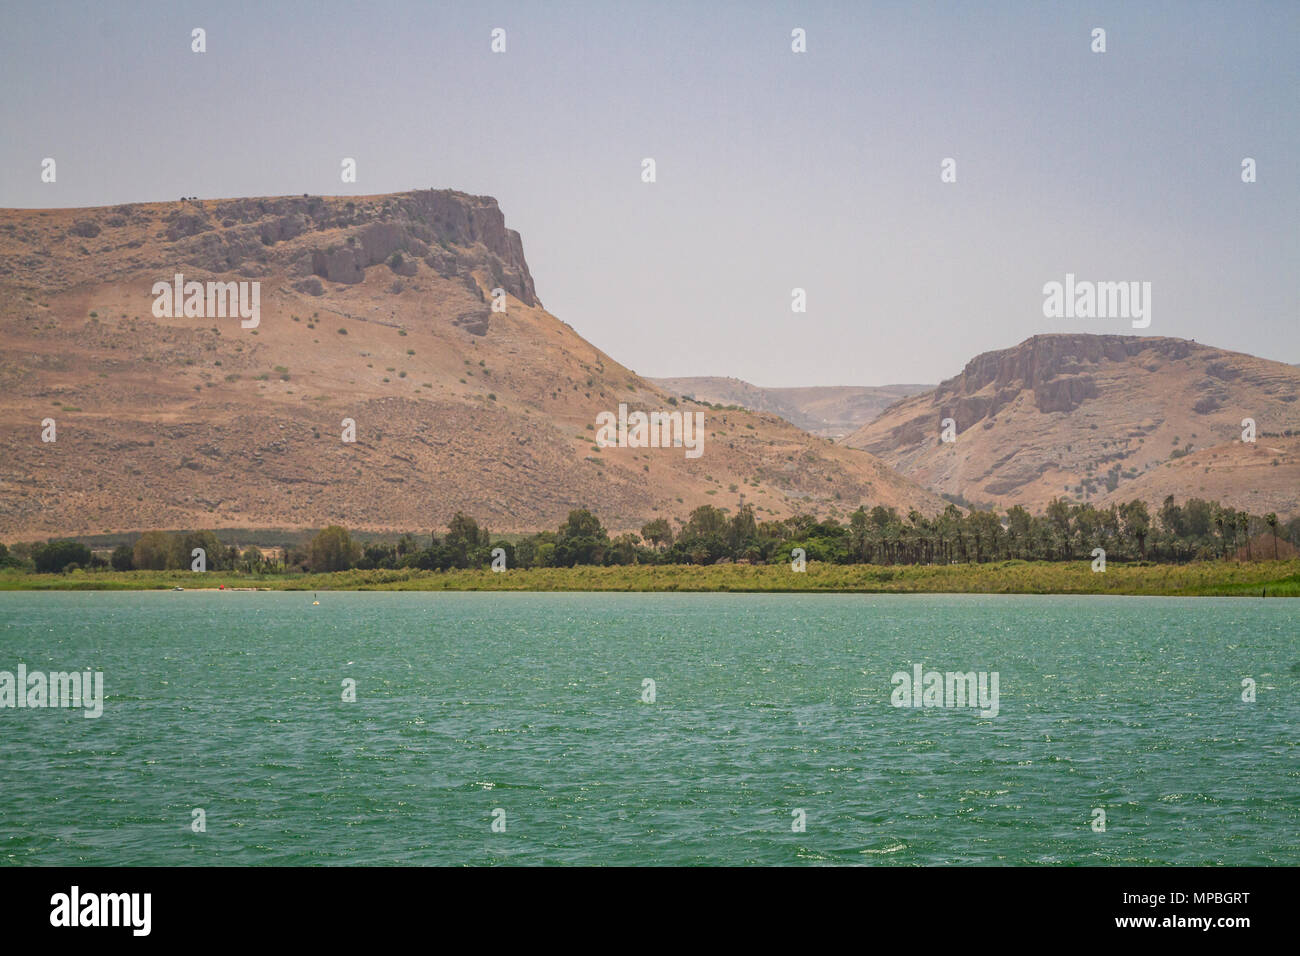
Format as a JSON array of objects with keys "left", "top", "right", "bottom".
[{"left": 2, "top": 0, "right": 1296, "bottom": 386}]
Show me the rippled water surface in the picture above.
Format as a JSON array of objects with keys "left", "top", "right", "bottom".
[{"left": 1, "top": 591, "right": 1295, "bottom": 865}]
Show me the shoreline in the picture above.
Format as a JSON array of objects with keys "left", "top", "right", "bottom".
[{"left": 2, "top": 560, "right": 1297, "bottom": 597}]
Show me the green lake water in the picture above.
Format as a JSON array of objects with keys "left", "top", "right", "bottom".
[{"left": 0, "top": 592, "right": 1295, "bottom": 865}]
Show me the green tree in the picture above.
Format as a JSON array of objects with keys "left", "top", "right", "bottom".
[
  {"left": 110, "top": 544, "right": 134, "bottom": 571},
  {"left": 133, "top": 531, "right": 177, "bottom": 570},
  {"left": 1185, "top": 498, "right": 1215, "bottom": 539},
  {"left": 1158, "top": 495, "right": 1186, "bottom": 538},
  {"left": 555, "top": 508, "right": 609, "bottom": 566},
  {"left": 180, "top": 530, "right": 230, "bottom": 570},
  {"left": 937, "top": 504, "right": 964, "bottom": 563},
  {"left": 728, "top": 504, "right": 758, "bottom": 551},
  {"left": 1005, "top": 505, "right": 1032, "bottom": 559},
  {"left": 682, "top": 505, "right": 728, "bottom": 541},
  {"left": 308, "top": 525, "right": 361, "bottom": 572},
  {"left": 532, "top": 540, "right": 556, "bottom": 568},
  {"left": 445, "top": 513, "right": 484, "bottom": 567},
  {"left": 560, "top": 508, "right": 606, "bottom": 541},
  {"left": 607, "top": 532, "right": 641, "bottom": 566},
  {"left": 33, "top": 539, "right": 92, "bottom": 573},
  {"left": 640, "top": 518, "right": 673, "bottom": 548},
  {"left": 1046, "top": 498, "right": 1073, "bottom": 560},
  {"left": 1120, "top": 500, "right": 1151, "bottom": 559},
  {"left": 848, "top": 507, "right": 871, "bottom": 561},
  {"left": 968, "top": 511, "right": 1003, "bottom": 563}
]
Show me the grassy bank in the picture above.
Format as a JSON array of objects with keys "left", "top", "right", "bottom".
[{"left": 2, "top": 559, "right": 1298, "bottom": 596}]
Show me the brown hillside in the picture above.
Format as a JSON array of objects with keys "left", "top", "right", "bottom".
[
  {"left": 1097, "top": 436, "right": 1300, "bottom": 517},
  {"left": 0, "top": 191, "right": 944, "bottom": 538},
  {"left": 843, "top": 334, "right": 1300, "bottom": 515}
]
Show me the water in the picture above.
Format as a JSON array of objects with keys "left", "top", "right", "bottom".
[{"left": 0, "top": 591, "right": 1295, "bottom": 865}]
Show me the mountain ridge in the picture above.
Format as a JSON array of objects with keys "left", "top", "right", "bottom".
[
  {"left": 843, "top": 333, "right": 1300, "bottom": 515},
  {"left": 0, "top": 190, "right": 945, "bottom": 538}
]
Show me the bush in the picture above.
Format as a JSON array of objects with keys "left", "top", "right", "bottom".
[{"left": 32, "top": 539, "right": 92, "bottom": 573}]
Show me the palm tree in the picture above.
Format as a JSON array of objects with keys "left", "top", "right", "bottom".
[{"left": 1266, "top": 513, "right": 1279, "bottom": 560}]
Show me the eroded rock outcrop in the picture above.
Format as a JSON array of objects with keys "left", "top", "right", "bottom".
[{"left": 13, "top": 190, "right": 541, "bottom": 309}]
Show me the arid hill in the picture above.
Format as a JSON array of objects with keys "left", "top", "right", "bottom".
[
  {"left": 0, "top": 190, "right": 944, "bottom": 539},
  {"left": 649, "top": 377, "right": 931, "bottom": 439},
  {"left": 843, "top": 334, "right": 1300, "bottom": 515},
  {"left": 1094, "top": 435, "right": 1300, "bottom": 517}
]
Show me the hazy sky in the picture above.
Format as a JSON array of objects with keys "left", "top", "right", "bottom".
[{"left": 2, "top": 1, "right": 1296, "bottom": 386}]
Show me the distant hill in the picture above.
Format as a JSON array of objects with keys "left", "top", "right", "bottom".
[
  {"left": 0, "top": 190, "right": 945, "bottom": 538},
  {"left": 843, "top": 334, "right": 1300, "bottom": 516},
  {"left": 649, "top": 377, "right": 931, "bottom": 438}
]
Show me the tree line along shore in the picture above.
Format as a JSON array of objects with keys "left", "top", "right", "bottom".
[{"left": 2, "top": 497, "right": 1297, "bottom": 596}]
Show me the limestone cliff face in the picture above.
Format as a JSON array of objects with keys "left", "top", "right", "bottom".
[
  {"left": 935, "top": 335, "right": 1193, "bottom": 422},
  {"left": 1, "top": 189, "right": 539, "bottom": 307},
  {"left": 294, "top": 192, "right": 537, "bottom": 305}
]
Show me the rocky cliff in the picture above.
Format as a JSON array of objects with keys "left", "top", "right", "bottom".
[
  {"left": 1, "top": 189, "right": 538, "bottom": 307},
  {"left": 844, "top": 334, "right": 1300, "bottom": 514}
]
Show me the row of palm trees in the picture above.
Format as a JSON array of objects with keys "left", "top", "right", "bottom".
[{"left": 648, "top": 496, "right": 1293, "bottom": 566}]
